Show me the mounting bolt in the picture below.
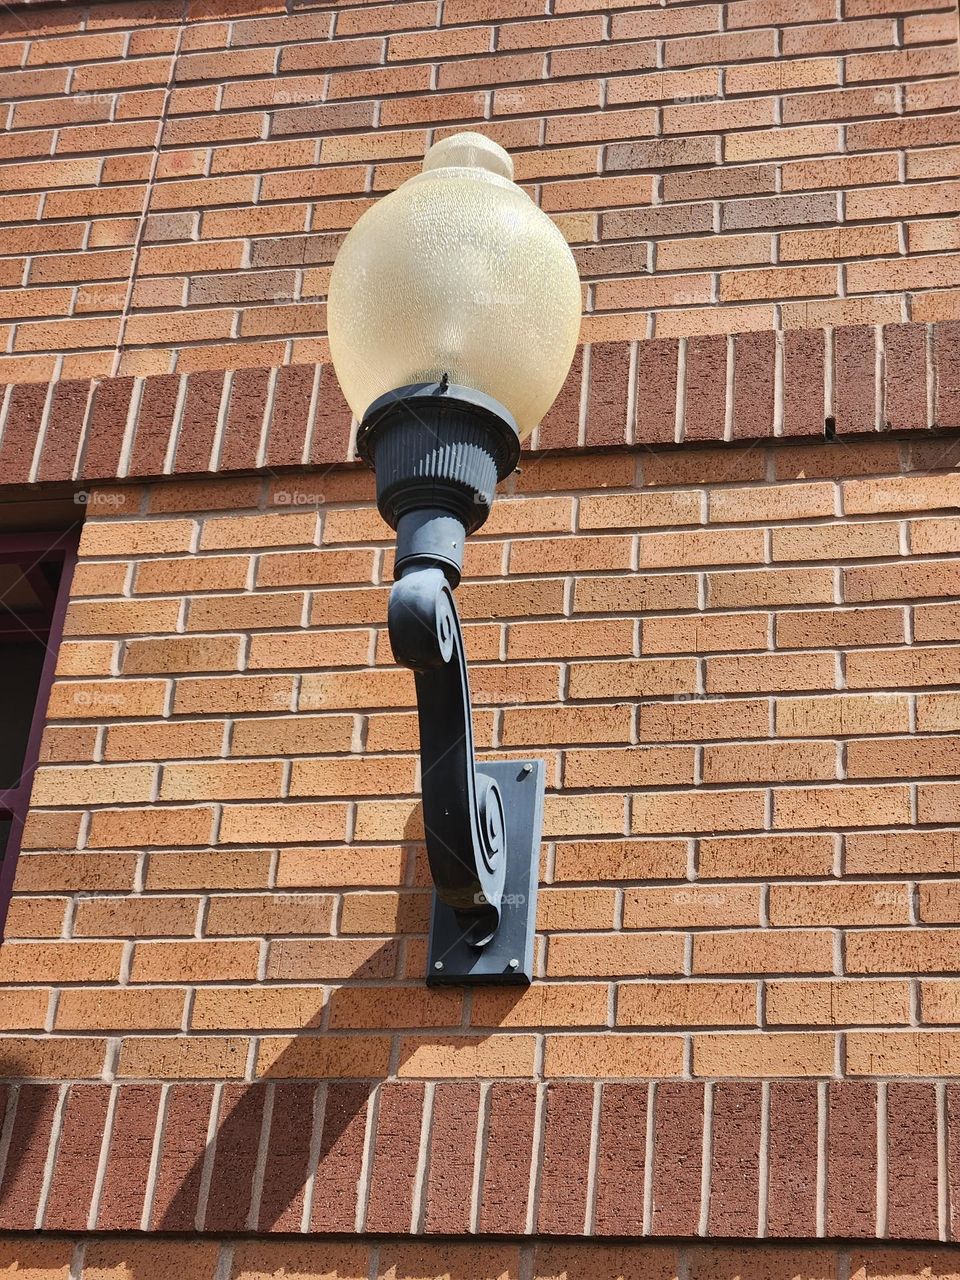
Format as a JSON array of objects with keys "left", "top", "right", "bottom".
[
  {"left": 508, "top": 958, "right": 520, "bottom": 970},
  {"left": 520, "top": 763, "right": 533, "bottom": 775},
  {"left": 434, "top": 961, "right": 444, "bottom": 971}
]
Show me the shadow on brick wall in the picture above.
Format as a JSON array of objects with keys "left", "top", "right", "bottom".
[
  {"left": 0, "top": 1059, "right": 51, "bottom": 1231},
  {"left": 152, "top": 804, "right": 533, "bottom": 1237},
  {"left": 155, "top": 936, "right": 481, "bottom": 1237}
]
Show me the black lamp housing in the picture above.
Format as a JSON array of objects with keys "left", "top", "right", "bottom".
[{"left": 357, "top": 381, "right": 544, "bottom": 984}]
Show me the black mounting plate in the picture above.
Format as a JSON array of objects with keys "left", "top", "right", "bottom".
[{"left": 426, "top": 758, "right": 544, "bottom": 985}]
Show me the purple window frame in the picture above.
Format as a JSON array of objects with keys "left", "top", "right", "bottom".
[{"left": 0, "top": 528, "right": 79, "bottom": 940}]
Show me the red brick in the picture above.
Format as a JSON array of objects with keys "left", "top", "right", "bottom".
[
  {"left": 0, "top": 1084, "right": 59, "bottom": 1229},
  {"left": 683, "top": 335, "right": 727, "bottom": 442},
  {"left": 37, "top": 378, "right": 91, "bottom": 482},
  {"left": 884, "top": 323, "right": 929, "bottom": 431},
  {"left": 494, "top": 80, "right": 599, "bottom": 119},
  {"left": 256, "top": 1082, "right": 316, "bottom": 1232},
  {"left": 43, "top": 1083, "right": 110, "bottom": 1230},
  {"left": 478, "top": 1082, "right": 537, "bottom": 1235},
  {"left": 936, "top": 320, "right": 960, "bottom": 428},
  {"left": 310, "top": 1082, "right": 373, "bottom": 1233},
  {"left": 593, "top": 1082, "right": 647, "bottom": 1236},
  {"left": 96, "top": 1084, "right": 163, "bottom": 1231},
  {"left": 537, "top": 1082, "right": 594, "bottom": 1234},
  {"left": 766, "top": 1082, "right": 819, "bottom": 1236},
  {"left": 651, "top": 1082, "right": 703, "bottom": 1236},
  {"left": 265, "top": 362, "right": 314, "bottom": 469},
  {"left": 586, "top": 342, "right": 631, "bottom": 447},
  {"left": 708, "top": 1082, "right": 762, "bottom": 1237},
  {"left": 174, "top": 370, "right": 225, "bottom": 473},
  {"left": 835, "top": 326, "right": 878, "bottom": 434},
  {"left": 732, "top": 330, "right": 776, "bottom": 440},
  {"left": 538, "top": 346, "right": 582, "bottom": 449},
  {"left": 782, "top": 17, "right": 896, "bottom": 55},
  {"left": 219, "top": 366, "right": 270, "bottom": 471},
  {"left": 129, "top": 372, "right": 179, "bottom": 477},
  {"left": 949, "top": 1085, "right": 960, "bottom": 1239},
  {"left": 310, "top": 364, "right": 353, "bottom": 465},
  {"left": 381, "top": 89, "right": 484, "bottom": 127},
  {"left": 827, "top": 1081, "right": 877, "bottom": 1238},
  {"left": 666, "top": 27, "right": 774, "bottom": 66},
  {"left": 365, "top": 1081, "right": 424, "bottom": 1234},
  {"left": 0, "top": 383, "right": 46, "bottom": 484},
  {"left": 618, "top": 982, "right": 755, "bottom": 1029},
  {"left": 423, "top": 1082, "right": 480, "bottom": 1235},
  {"left": 151, "top": 1083, "right": 215, "bottom": 1230},
  {"left": 82, "top": 377, "right": 134, "bottom": 479},
  {"left": 203, "top": 1084, "right": 265, "bottom": 1232},
  {"left": 722, "top": 192, "right": 838, "bottom": 233},
  {"left": 634, "top": 339, "right": 679, "bottom": 446},
  {"left": 887, "top": 1082, "right": 939, "bottom": 1240}
]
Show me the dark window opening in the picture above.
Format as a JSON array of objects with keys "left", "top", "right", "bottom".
[{"left": 0, "top": 530, "right": 78, "bottom": 938}]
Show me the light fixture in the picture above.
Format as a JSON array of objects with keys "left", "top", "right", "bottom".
[{"left": 327, "top": 132, "right": 582, "bottom": 983}]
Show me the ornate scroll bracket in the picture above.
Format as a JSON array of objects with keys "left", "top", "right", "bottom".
[
  {"left": 388, "top": 566, "right": 543, "bottom": 984},
  {"left": 357, "top": 381, "right": 543, "bottom": 984}
]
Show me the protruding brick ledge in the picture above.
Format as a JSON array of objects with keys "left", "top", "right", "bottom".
[
  {"left": 0, "top": 1079, "right": 953, "bottom": 1241},
  {"left": 1, "top": 321, "right": 957, "bottom": 489}
]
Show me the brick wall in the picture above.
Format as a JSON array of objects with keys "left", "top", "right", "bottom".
[
  {"left": 4, "top": 428, "right": 960, "bottom": 1245},
  {"left": 3, "top": 0, "right": 960, "bottom": 1266},
  {"left": 4, "top": 1238, "right": 960, "bottom": 1279},
  {"left": 0, "top": 0, "right": 958, "bottom": 385}
]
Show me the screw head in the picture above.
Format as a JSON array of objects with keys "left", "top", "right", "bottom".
[
  {"left": 433, "top": 961, "right": 444, "bottom": 971},
  {"left": 520, "top": 763, "right": 533, "bottom": 776},
  {"left": 508, "top": 958, "right": 520, "bottom": 970}
]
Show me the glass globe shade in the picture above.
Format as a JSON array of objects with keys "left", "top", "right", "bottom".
[{"left": 326, "top": 131, "right": 582, "bottom": 439}]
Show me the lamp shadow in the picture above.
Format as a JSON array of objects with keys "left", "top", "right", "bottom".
[
  {"left": 0, "top": 1054, "right": 43, "bottom": 1227},
  {"left": 155, "top": 811, "right": 528, "bottom": 1242}
]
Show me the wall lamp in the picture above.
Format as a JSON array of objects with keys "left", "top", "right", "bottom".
[{"left": 327, "top": 133, "right": 581, "bottom": 984}]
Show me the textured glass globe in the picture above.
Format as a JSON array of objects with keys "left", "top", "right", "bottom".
[{"left": 327, "top": 131, "right": 582, "bottom": 439}]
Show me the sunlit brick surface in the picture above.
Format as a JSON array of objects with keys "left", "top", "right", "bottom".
[
  {"left": 0, "top": 1, "right": 958, "bottom": 382},
  {"left": 5, "top": 438, "right": 960, "bottom": 1087}
]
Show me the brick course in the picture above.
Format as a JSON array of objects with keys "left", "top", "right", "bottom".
[
  {"left": 0, "top": 1078, "right": 958, "bottom": 1243},
  {"left": 0, "top": 317, "right": 954, "bottom": 485}
]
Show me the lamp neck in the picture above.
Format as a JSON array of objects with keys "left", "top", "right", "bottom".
[
  {"left": 357, "top": 381, "right": 520, "bottom": 590},
  {"left": 395, "top": 508, "right": 466, "bottom": 585}
]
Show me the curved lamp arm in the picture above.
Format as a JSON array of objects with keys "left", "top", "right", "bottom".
[
  {"left": 356, "top": 383, "right": 544, "bottom": 984},
  {"left": 388, "top": 566, "right": 506, "bottom": 947}
]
